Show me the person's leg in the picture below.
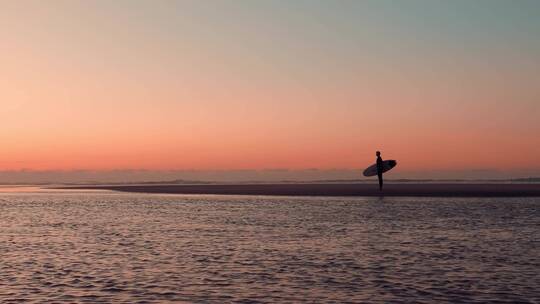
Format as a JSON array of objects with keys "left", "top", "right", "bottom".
[{"left": 378, "top": 173, "right": 383, "bottom": 190}]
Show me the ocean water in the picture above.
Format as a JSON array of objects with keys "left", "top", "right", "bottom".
[{"left": 0, "top": 190, "right": 538, "bottom": 303}]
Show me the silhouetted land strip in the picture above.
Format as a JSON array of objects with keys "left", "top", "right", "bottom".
[{"left": 58, "top": 183, "right": 540, "bottom": 197}]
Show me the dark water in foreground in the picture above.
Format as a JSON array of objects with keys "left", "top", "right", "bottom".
[{"left": 0, "top": 191, "right": 538, "bottom": 303}]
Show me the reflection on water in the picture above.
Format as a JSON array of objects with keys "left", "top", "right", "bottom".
[
  {"left": 0, "top": 192, "right": 538, "bottom": 303},
  {"left": 0, "top": 186, "right": 42, "bottom": 193}
]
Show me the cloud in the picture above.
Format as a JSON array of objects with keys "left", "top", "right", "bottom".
[{"left": 0, "top": 168, "right": 539, "bottom": 184}]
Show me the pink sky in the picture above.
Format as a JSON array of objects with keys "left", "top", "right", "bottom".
[{"left": 1, "top": 1, "right": 539, "bottom": 179}]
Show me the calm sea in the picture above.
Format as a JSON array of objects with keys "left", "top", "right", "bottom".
[{"left": 0, "top": 190, "right": 538, "bottom": 303}]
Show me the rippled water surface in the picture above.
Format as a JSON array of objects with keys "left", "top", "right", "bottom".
[{"left": 0, "top": 191, "right": 538, "bottom": 303}]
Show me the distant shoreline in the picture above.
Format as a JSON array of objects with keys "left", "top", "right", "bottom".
[{"left": 54, "top": 183, "right": 540, "bottom": 197}]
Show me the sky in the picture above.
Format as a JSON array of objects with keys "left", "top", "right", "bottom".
[{"left": 1, "top": 0, "right": 539, "bottom": 182}]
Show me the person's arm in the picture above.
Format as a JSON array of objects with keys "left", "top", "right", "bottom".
[{"left": 376, "top": 157, "right": 383, "bottom": 172}]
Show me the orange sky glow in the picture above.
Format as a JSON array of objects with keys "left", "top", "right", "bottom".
[{"left": 1, "top": 1, "right": 539, "bottom": 179}]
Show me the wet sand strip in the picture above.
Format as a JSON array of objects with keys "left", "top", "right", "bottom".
[{"left": 56, "top": 183, "right": 540, "bottom": 197}]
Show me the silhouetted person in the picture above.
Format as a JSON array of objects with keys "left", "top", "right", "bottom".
[{"left": 376, "top": 151, "right": 383, "bottom": 190}]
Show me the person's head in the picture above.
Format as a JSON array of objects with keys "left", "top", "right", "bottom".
[{"left": 376, "top": 151, "right": 381, "bottom": 157}]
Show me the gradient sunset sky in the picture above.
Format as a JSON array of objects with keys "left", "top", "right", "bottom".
[{"left": 1, "top": 1, "right": 539, "bottom": 179}]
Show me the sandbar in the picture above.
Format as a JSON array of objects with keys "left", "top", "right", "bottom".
[{"left": 56, "top": 183, "right": 540, "bottom": 197}]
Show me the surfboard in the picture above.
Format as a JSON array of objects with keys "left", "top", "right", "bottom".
[{"left": 363, "top": 160, "right": 397, "bottom": 177}]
